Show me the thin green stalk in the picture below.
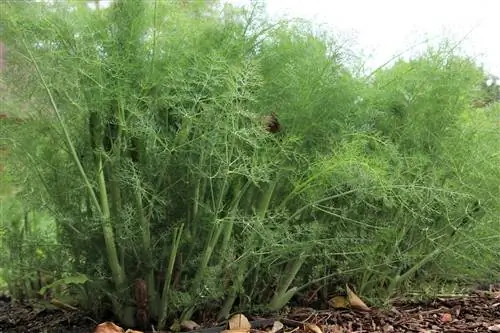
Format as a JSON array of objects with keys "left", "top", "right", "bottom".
[
  {"left": 279, "top": 166, "right": 333, "bottom": 208},
  {"left": 183, "top": 211, "right": 229, "bottom": 321},
  {"left": 193, "top": 218, "right": 225, "bottom": 288},
  {"left": 190, "top": 165, "right": 237, "bottom": 293},
  {"left": 213, "top": 179, "right": 252, "bottom": 319},
  {"left": 192, "top": 151, "right": 207, "bottom": 221},
  {"left": 107, "top": 102, "right": 124, "bottom": 227},
  {"left": 283, "top": 190, "right": 359, "bottom": 223},
  {"left": 20, "top": 44, "right": 101, "bottom": 215},
  {"left": 386, "top": 247, "right": 443, "bottom": 300}
]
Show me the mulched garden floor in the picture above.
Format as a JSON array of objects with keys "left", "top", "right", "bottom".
[{"left": 1, "top": 286, "right": 499, "bottom": 333}]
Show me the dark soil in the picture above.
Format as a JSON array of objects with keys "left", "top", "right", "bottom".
[
  {"left": 0, "top": 294, "right": 101, "bottom": 333},
  {"left": 1, "top": 287, "right": 500, "bottom": 333}
]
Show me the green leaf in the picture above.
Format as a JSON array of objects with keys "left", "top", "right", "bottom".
[{"left": 39, "top": 273, "right": 89, "bottom": 295}]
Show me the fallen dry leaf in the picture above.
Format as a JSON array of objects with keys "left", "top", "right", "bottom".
[
  {"left": 227, "top": 313, "right": 251, "bottom": 332},
  {"left": 305, "top": 323, "right": 323, "bottom": 333},
  {"left": 221, "top": 329, "right": 252, "bottom": 333},
  {"left": 489, "top": 324, "right": 500, "bottom": 332},
  {"left": 440, "top": 313, "right": 452, "bottom": 323},
  {"left": 323, "top": 324, "right": 344, "bottom": 333},
  {"left": 268, "top": 321, "right": 284, "bottom": 333},
  {"left": 382, "top": 324, "right": 394, "bottom": 332},
  {"left": 50, "top": 298, "right": 78, "bottom": 311},
  {"left": 94, "top": 322, "right": 124, "bottom": 333},
  {"left": 125, "top": 330, "right": 143, "bottom": 333},
  {"left": 181, "top": 320, "right": 201, "bottom": 331},
  {"left": 329, "top": 295, "right": 350, "bottom": 309},
  {"left": 346, "top": 284, "right": 370, "bottom": 311}
]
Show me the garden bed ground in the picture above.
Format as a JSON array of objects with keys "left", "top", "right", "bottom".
[{"left": 1, "top": 285, "right": 499, "bottom": 333}]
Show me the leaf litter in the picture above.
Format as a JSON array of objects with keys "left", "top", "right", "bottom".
[{"left": 1, "top": 284, "right": 500, "bottom": 332}]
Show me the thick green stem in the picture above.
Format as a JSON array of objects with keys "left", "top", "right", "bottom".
[
  {"left": 23, "top": 39, "right": 125, "bottom": 291},
  {"left": 190, "top": 173, "right": 234, "bottom": 291},
  {"left": 268, "top": 255, "right": 306, "bottom": 311},
  {"left": 218, "top": 293, "right": 238, "bottom": 321},
  {"left": 133, "top": 178, "right": 155, "bottom": 315},
  {"left": 158, "top": 224, "right": 184, "bottom": 329},
  {"left": 217, "top": 256, "right": 248, "bottom": 320},
  {"left": 96, "top": 156, "right": 126, "bottom": 286},
  {"left": 257, "top": 180, "right": 277, "bottom": 220},
  {"left": 219, "top": 178, "right": 251, "bottom": 256}
]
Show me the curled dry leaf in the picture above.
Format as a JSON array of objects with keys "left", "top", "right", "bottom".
[
  {"left": 440, "top": 312, "right": 452, "bottom": 323},
  {"left": 261, "top": 112, "right": 281, "bottom": 133},
  {"left": 94, "top": 321, "right": 124, "bottom": 333},
  {"left": 181, "top": 320, "right": 201, "bottom": 331},
  {"left": 228, "top": 313, "right": 251, "bottom": 331},
  {"left": 268, "top": 321, "right": 284, "bottom": 333},
  {"left": 488, "top": 324, "right": 500, "bottom": 332},
  {"left": 346, "top": 284, "right": 370, "bottom": 312},
  {"left": 305, "top": 323, "right": 323, "bottom": 333}
]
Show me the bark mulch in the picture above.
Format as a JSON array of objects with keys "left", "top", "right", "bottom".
[
  {"left": 1, "top": 287, "right": 499, "bottom": 333},
  {"left": 281, "top": 289, "right": 500, "bottom": 332}
]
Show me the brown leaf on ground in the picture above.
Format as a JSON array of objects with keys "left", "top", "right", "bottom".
[
  {"left": 228, "top": 314, "right": 252, "bottom": 331},
  {"left": 2, "top": 283, "right": 500, "bottom": 333},
  {"left": 323, "top": 324, "right": 346, "bottom": 333},
  {"left": 268, "top": 321, "right": 284, "bottom": 333},
  {"left": 305, "top": 323, "right": 323, "bottom": 333},
  {"left": 439, "top": 312, "right": 452, "bottom": 323},
  {"left": 286, "top": 290, "right": 500, "bottom": 332},
  {"left": 94, "top": 322, "right": 124, "bottom": 333},
  {"left": 222, "top": 327, "right": 252, "bottom": 333},
  {"left": 346, "top": 284, "right": 370, "bottom": 312},
  {"left": 489, "top": 324, "right": 500, "bottom": 331},
  {"left": 181, "top": 320, "right": 202, "bottom": 331}
]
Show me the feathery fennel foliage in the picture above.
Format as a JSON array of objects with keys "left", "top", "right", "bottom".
[{"left": 0, "top": 0, "right": 499, "bottom": 327}]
